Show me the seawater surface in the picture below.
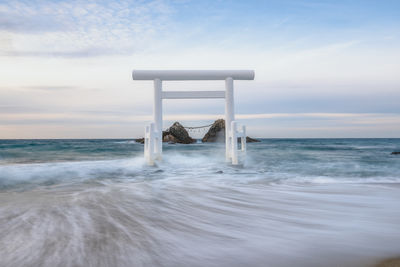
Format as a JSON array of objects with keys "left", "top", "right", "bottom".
[{"left": 1, "top": 139, "right": 400, "bottom": 267}]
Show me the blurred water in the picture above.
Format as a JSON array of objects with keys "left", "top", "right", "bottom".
[{"left": 1, "top": 139, "right": 400, "bottom": 266}]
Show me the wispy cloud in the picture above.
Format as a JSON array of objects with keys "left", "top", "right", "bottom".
[
  {"left": 23, "top": 86, "right": 78, "bottom": 91},
  {"left": 1, "top": 112, "right": 399, "bottom": 138},
  {"left": 0, "top": 0, "right": 174, "bottom": 57},
  {"left": 4, "top": 47, "right": 128, "bottom": 58},
  {"left": 2, "top": 111, "right": 399, "bottom": 124},
  {"left": 1, "top": 0, "right": 400, "bottom": 138},
  {"left": 0, "top": 12, "right": 67, "bottom": 33}
]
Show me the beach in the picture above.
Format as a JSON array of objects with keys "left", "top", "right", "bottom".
[{"left": 1, "top": 139, "right": 400, "bottom": 266}]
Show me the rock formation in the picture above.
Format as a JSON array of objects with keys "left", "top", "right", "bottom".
[
  {"left": 134, "top": 138, "right": 145, "bottom": 144},
  {"left": 201, "top": 119, "right": 260, "bottom": 143},
  {"left": 135, "top": 122, "right": 195, "bottom": 144},
  {"left": 246, "top": 136, "right": 261, "bottom": 143},
  {"left": 163, "top": 122, "right": 196, "bottom": 144},
  {"left": 201, "top": 119, "right": 226, "bottom": 143},
  {"left": 391, "top": 152, "right": 400, "bottom": 155},
  {"left": 136, "top": 119, "right": 259, "bottom": 144}
]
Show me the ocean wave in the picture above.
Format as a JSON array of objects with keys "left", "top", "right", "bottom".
[
  {"left": 113, "top": 140, "right": 138, "bottom": 144},
  {"left": 1, "top": 161, "right": 400, "bottom": 267},
  {"left": 0, "top": 158, "right": 146, "bottom": 190},
  {"left": 1, "top": 152, "right": 400, "bottom": 192},
  {"left": 1, "top": 140, "right": 400, "bottom": 266}
]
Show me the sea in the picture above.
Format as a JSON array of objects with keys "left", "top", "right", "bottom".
[{"left": 1, "top": 138, "right": 400, "bottom": 267}]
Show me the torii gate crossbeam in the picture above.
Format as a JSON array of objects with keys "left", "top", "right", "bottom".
[{"left": 132, "top": 70, "right": 255, "bottom": 165}]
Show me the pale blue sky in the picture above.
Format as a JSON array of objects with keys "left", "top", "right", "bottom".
[{"left": 0, "top": 0, "right": 399, "bottom": 138}]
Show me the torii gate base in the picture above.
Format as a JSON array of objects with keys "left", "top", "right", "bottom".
[{"left": 132, "top": 70, "right": 255, "bottom": 166}]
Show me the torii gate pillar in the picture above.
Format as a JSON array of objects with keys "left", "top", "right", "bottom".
[
  {"left": 132, "top": 70, "right": 255, "bottom": 165},
  {"left": 153, "top": 78, "right": 163, "bottom": 160},
  {"left": 225, "top": 77, "right": 234, "bottom": 162}
]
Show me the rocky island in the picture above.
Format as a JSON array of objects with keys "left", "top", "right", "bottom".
[
  {"left": 202, "top": 119, "right": 260, "bottom": 143},
  {"left": 162, "top": 122, "right": 195, "bottom": 144},
  {"left": 135, "top": 119, "right": 260, "bottom": 144}
]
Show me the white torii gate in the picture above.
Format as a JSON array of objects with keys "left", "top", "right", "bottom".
[{"left": 132, "top": 70, "right": 255, "bottom": 165}]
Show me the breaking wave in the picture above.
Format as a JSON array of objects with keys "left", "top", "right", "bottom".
[{"left": 1, "top": 139, "right": 400, "bottom": 266}]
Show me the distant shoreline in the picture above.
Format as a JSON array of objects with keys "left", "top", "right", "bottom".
[{"left": 1, "top": 137, "right": 400, "bottom": 140}]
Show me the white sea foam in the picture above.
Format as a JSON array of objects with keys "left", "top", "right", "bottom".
[
  {"left": 1, "top": 141, "right": 400, "bottom": 266},
  {"left": 1, "top": 151, "right": 400, "bottom": 190},
  {"left": 113, "top": 140, "right": 138, "bottom": 144},
  {"left": 0, "top": 157, "right": 146, "bottom": 189}
]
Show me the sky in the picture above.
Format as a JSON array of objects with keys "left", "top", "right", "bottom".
[{"left": 0, "top": 0, "right": 399, "bottom": 138}]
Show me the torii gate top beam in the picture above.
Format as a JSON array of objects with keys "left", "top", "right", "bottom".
[{"left": 132, "top": 70, "right": 255, "bottom": 81}]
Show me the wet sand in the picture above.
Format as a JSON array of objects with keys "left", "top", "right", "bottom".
[{"left": 376, "top": 258, "right": 400, "bottom": 267}]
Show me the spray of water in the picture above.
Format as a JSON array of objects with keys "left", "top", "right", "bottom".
[{"left": 1, "top": 140, "right": 400, "bottom": 266}]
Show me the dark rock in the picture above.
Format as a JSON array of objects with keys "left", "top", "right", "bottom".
[
  {"left": 216, "top": 170, "right": 223, "bottom": 174},
  {"left": 163, "top": 122, "right": 195, "bottom": 144},
  {"left": 162, "top": 133, "right": 178, "bottom": 143},
  {"left": 391, "top": 152, "right": 400, "bottom": 155},
  {"left": 135, "top": 122, "right": 195, "bottom": 144},
  {"left": 134, "top": 138, "right": 144, "bottom": 144},
  {"left": 201, "top": 119, "right": 260, "bottom": 143},
  {"left": 201, "top": 119, "right": 225, "bottom": 142},
  {"left": 246, "top": 136, "right": 261, "bottom": 143},
  {"left": 136, "top": 120, "right": 260, "bottom": 145}
]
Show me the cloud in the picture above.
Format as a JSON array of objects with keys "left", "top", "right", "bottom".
[
  {"left": 1, "top": 0, "right": 400, "bottom": 138},
  {"left": 1, "top": 112, "right": 400, "bottom": 138},
  {"left": 0, "top": 0, "right": 174, "bottom": 57},
  {"left": 23, "top": 86, "right": 78, "bottom": 91},
  {"left": 0, "top": 11, "right": 68, "bottom": 33},
  {"left": 1, "top": 111, "right": 399, "bottom": 124},
  {"left": 3, "top": 47, "right": 126, "bottom": 58}
]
